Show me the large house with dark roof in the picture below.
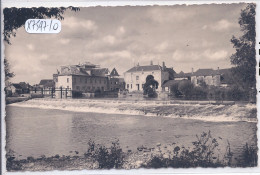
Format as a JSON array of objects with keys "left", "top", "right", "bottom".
[
  {"left": 124, "top": 61, "right": 174, "bottom": 92},
  {"left": 55, "top": 62, "right": 110, "bottom": 92}
]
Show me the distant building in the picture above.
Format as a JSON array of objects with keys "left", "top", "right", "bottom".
[
  {"left": 53, "top": 74, "right": 58, "bottom": 84},
  {"left": 190, "top": 68, "right": 220, "bottom": 86},
  {"left": 6, "top": 82, "right": 32, "bottom": 95},
  {"left": 109, "top": 68, "right": 125, "bottom": 91},
  {"left": 39, "top": 79, "right": 55, "bottom": 89},
  {"left": 9, "top": 84, "right": 23, "bottom": 94},
  {"left": 190, "top": 68, "right": 231, "bottom": 87},
  {"left": 162, "top": 79, "right": 188, "bottom": 93},
  {"left": 124, "top": 61, "right": 174, "bottom": 92},
  {"left": 55, "top": 62, "right": 110, "bottom": 93}
]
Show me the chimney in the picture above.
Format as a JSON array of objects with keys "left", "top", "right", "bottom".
[
  {"left": 137, "top": 62, "right": 139, "bottom": 66},
  {"left": 162, "top": 61, "right": 166, "bottom": 71},
  {"left": 150, "top": 60, "right": 153, "bottom": 65},
  {"left": 192, "top": 68, "right": 194, "bottom": 74}
]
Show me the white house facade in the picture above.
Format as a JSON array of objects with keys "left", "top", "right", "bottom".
[{"left": 124, "top": 62, "right": 172, "bottom": 92}]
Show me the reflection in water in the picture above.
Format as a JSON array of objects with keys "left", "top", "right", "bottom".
[{"left": 6, "top": 106, "right": 257, "bottom": 160}]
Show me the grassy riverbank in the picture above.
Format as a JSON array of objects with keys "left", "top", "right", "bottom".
[
  {"left": 6, "top": 94, "right": 43, "bottom": 105},
  {"left": 6, "top": 131, "right": 257, "bottom": 171}
]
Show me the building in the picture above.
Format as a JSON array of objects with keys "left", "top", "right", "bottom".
[
  {"left": 6, "top": 82, "right": 33, "bottom": 95},
  {"left": 8, "top": 84, "right": 23, "bottom": 94},
  {"left": 39, "top": 79, "right": 55, "bottom": 89},
  {"left": 190, "top": 68, "right": 232, "bottom": 87},
  {"left": 55, "top": 62, "right": 110, "bottom": 93},
  {"left": 162, "top": 79, "right": 189, "bottom": 93},
  {"left": 124, "top": 61, "right": 174, "bottom": 92},
  {"left": 109, "top": 68, "right": 125, "bottom": 91}
]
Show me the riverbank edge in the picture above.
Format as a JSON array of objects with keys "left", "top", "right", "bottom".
[
  {"left": 6, "top": 139, "right": 257, "bottom": 172},
  {"left": 6, "top": 97, "right": 239, "bottom": 106},
  {"left": 5, "top": 94, "right": 44, "bottom": 105}
]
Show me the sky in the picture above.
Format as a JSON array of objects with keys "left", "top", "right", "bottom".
[{"left": 5, "top": 3, "right": 248, "bottom": 85}]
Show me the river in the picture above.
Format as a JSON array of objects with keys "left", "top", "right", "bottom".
[{"left": 5, "top": 103, "right": 257, "bottom": 161}]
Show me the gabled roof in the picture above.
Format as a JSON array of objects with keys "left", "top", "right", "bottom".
[
  {"left": 60, "top": 65, "right": 89, "bottom": 76},
  {"left": 91, "top": 68, "right": 109, "bottom": 76},
  {"left": 126, "top": 65, "right": 161, "bottom": 73},
  {"left": 59, "top": 63, "right": 109, "bottom": 77},
  {"left": 192, "top": 69, "right": 220, "bottom": 76},
  {"left": 110, "top": 68, "right": 120, "bottom": 76},
  {"left": 12, "top": 83, "right": 23, "bottom": 89},
  {"left": 39, "top": 79, "right": 55, "bottom": 87}
]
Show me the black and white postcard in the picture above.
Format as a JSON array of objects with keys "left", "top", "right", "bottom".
[{"left": 1, "top": 1, "right": 260, "bottom": 174}]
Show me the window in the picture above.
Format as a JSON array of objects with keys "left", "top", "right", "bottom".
[
  {"left": 100, "top": 79, "right": 101, "bottom": 84},
  {"left": 142, "top": 84, "right": 144, "bottom": 88},
  {"left": 90, "top": 78, "right": 92, "bottom": 83},
  {"left": 136, "top": 76, "right": 139, "bottom": 80},
  {"left": 131, "top": 84, "right": 132, "bottom": 89},
  {"left": 67, "top": 78, "right": 69, "bottom": 83},
  {"left": 74, "top": 77, "right": 77, "bottom": 83},
  {"left": 85, "top": 78, "right": 88, "bottom": 83},
  {"left": 76, "top": 86, "right": 80, "bottom": 90},
  {"left": 80, "top": 78, "right": 82, "bottom": 83},
  {"left": 111, "top": 81, "right": 113, "bottom": 84},
  {"left": 104, "top": 80, "right": 106, "bottom": 84},
  {"left": 95, "top": 79, "right": 97, "bottom": 83},
  {"left": 127, "top": 84, "right": 129, "bottom": 89},
  {"left": 67, "top": 86, "right": 69, "bottom": 89}
]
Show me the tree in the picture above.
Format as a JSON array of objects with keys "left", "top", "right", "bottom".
[
  {"left": 143, "top": 75, "right": 159, "bottom": 98},
  {"left": 4, "top": 58, "right": 15, "bottom": 87},
  {"left": 170, "top": 82, "right": 182, "bottom": 98},
  {"left": 3, "top": 7, "right": 80, "bottom": 87},
  {"left": 4, "top": 7, "right": 80, "bottom": 44},
  {"left": 230, "top": 4, "right": 256, "bottom": 90},
  {"left": 178, "top": 81, "right": 194, "bottom": 99}
]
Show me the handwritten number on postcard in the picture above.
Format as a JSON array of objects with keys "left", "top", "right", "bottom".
[{"left": 25, "top": 19, "right": 61, "bottom": 33}]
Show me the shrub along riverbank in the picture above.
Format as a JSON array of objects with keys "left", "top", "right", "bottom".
[
  {"left": 170, "top": 80, "right": 256, "bottom": 102},
  {"left": 6, "top": 131, "right": 257, "bottom": 171}
]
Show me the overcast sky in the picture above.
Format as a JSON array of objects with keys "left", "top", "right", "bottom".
[{"left": 5, "top": 3, "right": 247, "bottom": 85}]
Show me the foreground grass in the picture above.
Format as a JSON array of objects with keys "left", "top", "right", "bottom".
[{"left": 6, "top": 131, "right": 257, "bottom": 171}]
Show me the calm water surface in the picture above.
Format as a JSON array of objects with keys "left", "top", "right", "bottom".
[{"left": 6, "top": 106, "right": 257, "bottom": 160}]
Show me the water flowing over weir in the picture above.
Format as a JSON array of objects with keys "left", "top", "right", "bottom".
[{"left": 9, "top": 98, "right": 257, "bottom": 123}]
